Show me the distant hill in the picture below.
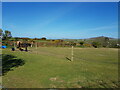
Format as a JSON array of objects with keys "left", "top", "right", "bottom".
[{"left": 89, "top": 36, "right": 115, "bottom": 40}]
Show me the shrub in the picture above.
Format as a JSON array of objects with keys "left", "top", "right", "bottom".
[
  {"left": 83, "top": 44, "right": 92, "bottom": 47},
  {"left": 79, "top": 41, "right": 84, "bottom": 46},
  {"left": 92, "top": 42, "right": 101, "bottom": 48}
]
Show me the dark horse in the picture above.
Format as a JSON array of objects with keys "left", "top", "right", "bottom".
[{"left": 17, "top": 42, "right": 31, "bottom": 52}]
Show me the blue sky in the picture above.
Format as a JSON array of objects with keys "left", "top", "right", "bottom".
[{"left": 2, "top": 2, "right": 118, "bottom": 39}]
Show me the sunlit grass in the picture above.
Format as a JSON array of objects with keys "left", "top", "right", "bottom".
[{"left": 2, "top": 47, "right": 119, "bottom": 88}]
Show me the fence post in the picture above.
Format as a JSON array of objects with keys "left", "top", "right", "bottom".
[{"left": 71, "top": 46, "right": 74, "bottom": 61}]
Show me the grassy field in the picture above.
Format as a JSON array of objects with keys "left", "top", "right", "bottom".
[{"left": 1, "top": 47, "right": 119, "bottom": 88}]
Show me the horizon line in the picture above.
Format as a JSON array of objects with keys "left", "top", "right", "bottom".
[{"left": 11, "top": 36, "right": 118, "bottom": 39}]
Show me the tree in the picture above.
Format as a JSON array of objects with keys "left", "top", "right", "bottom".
[
  {"left": 4, "top": 30, "right": 12, "bottom": 40},
  {"left": 0, "top": 29, "right": 3, "bottom": 38},
  {"left": 41, "top": 37, "right": 46, "bottom": 40},
  {"left": 5, "top": 30, "right": 12, "bottom": 37}
]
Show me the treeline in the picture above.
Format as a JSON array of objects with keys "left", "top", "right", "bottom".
[
  {"left": 0, "top": 29, "right": 119, "bottom": 48},
  {"left": 0, "top": 29, "right": 47, "bottom": 41}
]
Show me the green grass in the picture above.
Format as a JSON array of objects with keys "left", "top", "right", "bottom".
[{"left": 1, "top": 47, "right": 119, "bottom": 88}]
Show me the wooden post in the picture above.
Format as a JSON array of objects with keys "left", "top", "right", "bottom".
[
  {"left": 71, "top": 46, "right": 74, "bottom": 61},
  {"left": 36, "top": 42, "right": 37, "bottom": 54}
]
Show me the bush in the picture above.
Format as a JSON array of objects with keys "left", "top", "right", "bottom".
[
  {"left": 83, "top": 44, "right": 92, "bottom": 47},
  {"left": 79, "top": 41, "right": 84, "bottom": 46},
  {"left": 92, "top": 42, "right": 101, "bottom": 48}
]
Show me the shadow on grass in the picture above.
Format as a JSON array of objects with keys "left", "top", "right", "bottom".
[
  {"left": 66, "top": 57, "right": 72, "bottom": 61},
  {"left": 1, "top": 54, "right": 25, "bottom": 76}
]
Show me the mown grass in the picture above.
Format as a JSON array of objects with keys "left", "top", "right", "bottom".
[{"left": 2, "top": 47, "right": 119, "bottom": 88}]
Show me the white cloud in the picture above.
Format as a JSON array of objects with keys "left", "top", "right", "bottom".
[
  {"left": 87, "top": 25, "right": 117, "bottom": 31},
  {"left": 79, "top": 25, "right": 118, "bottom": 32}
]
